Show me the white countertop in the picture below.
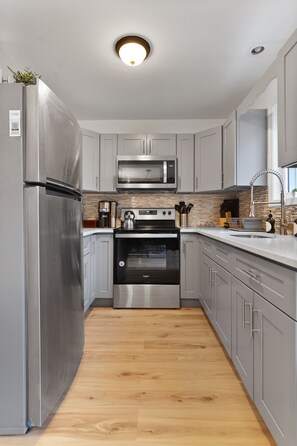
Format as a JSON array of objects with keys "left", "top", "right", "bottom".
[
  {"left": 82, "top": 228, "right": 114, "bottom": 236},
  {"left": 181, "top": 227, "right": 297, "bottom": 269}
]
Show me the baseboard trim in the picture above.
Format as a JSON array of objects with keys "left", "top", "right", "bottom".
[
  {"left": 181, "top": 299, "right": 201, "bottom": 308},
  {"left": 91, "top": 298, "right": 113, "bottom": 307}
]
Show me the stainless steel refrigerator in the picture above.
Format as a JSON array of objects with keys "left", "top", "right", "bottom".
[{"left": 0, "top": 80, "right": 84, "bottom": 434}]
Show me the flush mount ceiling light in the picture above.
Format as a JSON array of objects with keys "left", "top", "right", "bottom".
[
  {"left": 115, "top": 35, "right": 151, "bottom": 66},
  {"left": 251, "top": 45, "right": 265, "bottom": 55}
]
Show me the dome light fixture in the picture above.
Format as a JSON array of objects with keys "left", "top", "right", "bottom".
[
  {"left": 115, "top": 35, "right": 151, "bottom": 66},
  {"left": 251, "top": 45, "right": 265, "bottom": 55}
]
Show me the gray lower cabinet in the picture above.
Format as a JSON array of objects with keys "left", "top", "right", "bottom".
[
  {"left": 253, "top": 292, "right": 297, "bottom": 446},
  {"left": 201, "top": 253, "right": 214, "bottom": 322},
  {"left": 212, "top": 262, "right": 232, "bottom": 356},
  {"left": 95, "top": 234, "right": 113, "bottom": 299},
  {"left": 180, "top": 235, "right": 199, "bottom": 300},
  {"left": 83, "top": 235, "right": 96, "bottom": 312},
  {"left": 89, "top": 236, "right": 96, "bottom": 304},
  {"left": 231, "top": 277, "right": 254, "bottom": 398}
]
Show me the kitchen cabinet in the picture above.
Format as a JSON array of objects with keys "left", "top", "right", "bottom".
[
  {"left": 95, "top": 234, "right": 113, "bottom": 299},
  {"left": 81, "top": 128, "right": 100, "bottom": 192},
  {"left": 223, "top": 110, "right": 266, "bottom": 189},
  {"left": 100, "top": 134, "right": 117, "bottom": 192},
  {"left": 278, "top": 28, "right": 297, "bottom": 167},
  {"left": 200, "top": 234, "right": 297, "bottom": 446},
  {"left": 180, "top": 234, "right": 199, "bottom": 300},
  {"left": 176, "top": 134, "right": 194, "bottom": 192},
  {"left": 195, "top": 126, "right": 222, "bottom": 192},
  {"left": 83, "top": 235, "right": 96, "bottom": 312},
  {"left": 118, "top": 133, "right": 176, "bottom": 156}
]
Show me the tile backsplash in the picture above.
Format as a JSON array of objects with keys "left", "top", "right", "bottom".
[{"left": 83, "top": 187, "right": 297, "bottom": 229}]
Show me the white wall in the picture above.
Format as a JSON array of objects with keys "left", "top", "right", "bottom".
[
  {"left": 0, "top": 47, "right": 16, "bottom": 80},
  {"left": 78, "top": 119, "right": 225, "bottom": 134}
]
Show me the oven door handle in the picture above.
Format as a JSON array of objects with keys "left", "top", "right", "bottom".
[{"left": 115, "top": 233, "right": 178, "bottom": 239}]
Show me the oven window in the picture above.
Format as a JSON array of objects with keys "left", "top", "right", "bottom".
[
  {"left": 114, "top": 237, "right": 179, "bottom": 284},
  {"left": 118, "top": 161, "right": 164, "bottom": 184}
]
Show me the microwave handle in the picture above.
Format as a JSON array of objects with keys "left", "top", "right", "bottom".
[{"left": 163, "top": 161, "right": 167, "bottom": 183}]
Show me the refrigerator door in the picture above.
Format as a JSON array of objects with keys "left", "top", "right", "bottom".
[
  {"left": 25, "top": 186, "right": 84, "bottom": 426},
  {"left": 25, "top": 80, "right": 82, "bottom": 191},
  {"left": 0, "top": 83, "right": 27, "bottom": 434}
]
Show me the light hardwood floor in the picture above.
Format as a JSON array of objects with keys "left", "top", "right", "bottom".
[{"left": 1, "top": 308, "right": 276, "bottom": 445}]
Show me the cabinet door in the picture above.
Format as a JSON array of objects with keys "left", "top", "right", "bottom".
[
  {"left": 81, "top": 128, "right": 99, "bottom": 192},
  {"left": 180, "top": 235, "right": 198, "bottom": 300},
  {"left": 95, "top": 235, "right": 113, "bottom": 299},
  {"left": 231, "top": 277, "right": 254, "bottom": 398},
  {"left": 212, "top": 262, "right": 232, "bottom": 356},
  {"left": 83, "top": 252, "right": 91, "bottom": 312},
  {"left": 223, "top": 111, "right": 236, "bottom": 189},
  {"left": 117, "top": 134, "right": 146, "bottom": 155},
  {"left": 176, "top": 134, "right": 194, "bottom": 192},
  {"left": 147, "top": 134, "right": 176, "bottom": 156},
  {"left": 89, "top": 236, "right": 96, "bottom": 305},
  {"left": 100, "top": 134, "right": 117, "bottom": 192},
  {"left": 197, "top": 237, "right": 202, "bottom": 300},
  {"left": 195, "top": 127, "right": 222, "bottom": 192},
  {"left": 278, "top": 30, "right": 297, "bottom": 167},
  {"left": 201, "top": 254, "right": 214, "bottom": 322},
  {"left": 253, "top": 292, "right": 297, "bottom": 446}
]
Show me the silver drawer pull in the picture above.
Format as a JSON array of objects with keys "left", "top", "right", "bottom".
[
  {"left": 242, "top": 268, "right": 258, "bottom": 280},
  {"left": 252, "top": 309, "right": 261, "bottom": 335}
]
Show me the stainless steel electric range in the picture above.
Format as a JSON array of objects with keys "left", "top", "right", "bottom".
[{"left": 113, "top": 208, "right": 180, "bottom": 308}]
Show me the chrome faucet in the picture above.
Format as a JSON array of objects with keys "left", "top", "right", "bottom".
[{"left": 249, "top": 169, "right": 287, "bottom": 235}]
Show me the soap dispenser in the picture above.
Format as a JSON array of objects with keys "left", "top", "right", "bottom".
[{"left": 266, "top": 211, "right": 275, "bottom": 234}]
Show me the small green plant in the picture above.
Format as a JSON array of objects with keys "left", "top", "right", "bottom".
[
  {"left": 7, "top": 66, "right": 41, "bottom": 85},
  {"left": 291, "top": 188, "right": 297, "bottom": 193}
]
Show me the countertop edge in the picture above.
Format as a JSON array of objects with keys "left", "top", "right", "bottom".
[{"left": 83, "top": 228, "right": 114, "bottom": 236}]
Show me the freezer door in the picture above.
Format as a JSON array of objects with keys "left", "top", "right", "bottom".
[
  {"left": 25, "top": 186, "right": 84, "bottom": 426},
  {"left": 25, "top": 80, "right": 82, "bottom": 191}
]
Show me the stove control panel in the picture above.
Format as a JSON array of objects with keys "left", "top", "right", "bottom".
[{"left": 120, "top": 208, "right": 175, "bottom": 221}]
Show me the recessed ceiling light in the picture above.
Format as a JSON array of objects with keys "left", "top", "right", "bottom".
[
  {"left": 251, "top": 45, "right": 265, "bottom": 55},
  {"left": 115, "top": 35, "right": 151, "bottom": 66}
]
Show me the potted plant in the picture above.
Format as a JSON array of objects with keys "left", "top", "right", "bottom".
[
  {"left": 291, "top": 188, "right": 297, "bottom": 198},
  {"left": 7, "top": 66, "right": 40, "bottom": 85}
]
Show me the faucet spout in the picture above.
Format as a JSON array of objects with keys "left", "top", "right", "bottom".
[{"left": 249, "top": 169, "right": 287, "bottom": 235}]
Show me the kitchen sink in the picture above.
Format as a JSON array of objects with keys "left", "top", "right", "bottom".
[{"left": 228, "top": 233, "right": 275, "bottom": 239}]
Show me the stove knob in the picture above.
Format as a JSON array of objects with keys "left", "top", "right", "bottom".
[
  {"left": 119, "top": 261, "right": 125, "bottom": 267},
  {"left": 168, "top": 211, "right": 172, "bottom": 215},
  {"left": 163, "top": 211, "right": 166, "bottom": 215}
]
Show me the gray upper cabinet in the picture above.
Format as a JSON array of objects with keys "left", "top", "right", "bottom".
[
  {"left": 177, "top": 134, "right": 194, "bottom": 192},
  {"left": 117, "top": 134, "right": 146, "bottom": 155},
  {"left": 100, "top": 134, "right": 117, "bottom": 192},
  {"left": 195, "top": 126, "right": 222, "bottom": 192},
  {"left": 118, "top": 133, "right": 176, "bottom": 156},
  {"left": 81, "top": 128, "right": 99, "bottom": 192},
  {"left": 278, "top": 29, "right": 297, "bottom": 167},
  {"left": 223, "top": 108, "right": 267, "bottom": 189},
  {"left": 147, "top": 134, "right": 176, "bottom": 155},
  {"left": 180, "top": 234, "right": 199, "bottom": 300}
]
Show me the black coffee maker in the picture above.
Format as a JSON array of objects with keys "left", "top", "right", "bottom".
[{"left": 98, "top": 201, "right": 110, "bottom": 227}]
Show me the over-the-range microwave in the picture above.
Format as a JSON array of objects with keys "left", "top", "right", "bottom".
[{"left": 116, "top": 155, "right": 177, "bottom": 191}]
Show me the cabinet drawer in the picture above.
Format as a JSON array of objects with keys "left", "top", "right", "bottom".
[
  {"left": 232, "top": 249, "right": 297, "bottom": 320},
  {"left": 213, "top": 241, "right": 232, "bottom": 272},
  {"left": 83, "top": 236, "right": 91, "bottom": 256},
  {"left": 202, "top": 237, "right": 215, "bottom": 258}
]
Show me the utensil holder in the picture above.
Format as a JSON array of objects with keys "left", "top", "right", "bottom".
[{"left": 180, "top": 213, "right": 188, "bottom": 227}]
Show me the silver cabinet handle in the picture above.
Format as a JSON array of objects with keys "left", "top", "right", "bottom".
[
  {"left": 195, "top": 177, "right": 198, "bottom": 190},
  {"left": 143, "top": 140, "right": 145, "bottom": 154},
  {"left": 96, "top": 176, "right": 98, "bottom": 189},
  {"left": 178, "top": 177, "right": 181, "bottom": 190},
  {"left": 252, "top": 309, "right": 261, "bottom": 335},
  {"left": 208, "top": 266, "right": 211, "bottom": 286},
  {"left": 210, "top": 269, "right": 216, "bottom": 285},
  {"left": 242, "top": 301, "right": 246, "bottom": 329},
  {"left": 242, "top": 268, "right": 258, "bottom": 280},
  {"left": 149, "top": 140, "right": 152, "bottom": 154}
]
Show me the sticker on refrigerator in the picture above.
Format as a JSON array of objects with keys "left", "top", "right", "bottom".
[{"left": 9, "top": 110, "right": 21, "bottom": 137}]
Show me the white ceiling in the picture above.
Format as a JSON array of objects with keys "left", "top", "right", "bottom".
[{"left": 0, "top": 0, "right": 296, "bottom": 120}]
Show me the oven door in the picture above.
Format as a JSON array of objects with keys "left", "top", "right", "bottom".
[{"left": 114, "top": 233, "right": 180, "bottom": 285}]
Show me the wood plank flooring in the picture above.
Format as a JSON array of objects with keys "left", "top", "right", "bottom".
[{"left": 1, "top": 308, "right": 276, "bottom": 445}]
